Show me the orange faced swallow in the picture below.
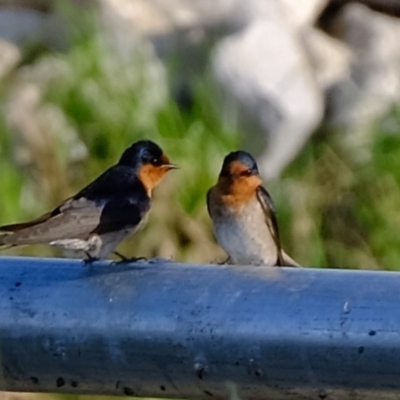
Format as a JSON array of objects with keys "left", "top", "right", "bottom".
[
  {"left": 207, "top": 151, "right": 300, "bottom": 267},
  {"left": 0, "top": 140, "right": 178, "bottom": 261}
]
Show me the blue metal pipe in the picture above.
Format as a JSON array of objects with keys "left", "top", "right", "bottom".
[{"left": 0, "top": 256, "right": 398, "bottom": 399}]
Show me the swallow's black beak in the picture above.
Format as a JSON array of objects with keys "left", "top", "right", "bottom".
[{"left": 162, "top": 163, "right": 180, "bottom": 170}]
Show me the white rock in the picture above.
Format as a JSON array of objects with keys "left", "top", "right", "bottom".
[
  {"left": 98, "top": 0, "right": 168, "bottom": 110},
  {"left": 99, "top": 0, "right": 327, "bottom": 33},
  {"left": 99, "top": 0, "right": 237, "bottom": 36},
  {"left": 279, "top": 0, "right": 328, "bottom": 28},
  {"left": 302, "top": 27, "right": 352, "bottom": 92},
  {"left": 0, "top": 39, "right": 21, "bottom": 78},
  {"left": 6, "top": 82, "right": 87, "bottom": 168},
  {"left": 212, "top": 19, "right": 323, "bottom": 179},
  {"left": 328, "top": 3, "right": 400, "bottom": 130},
  {"left": 98, "top": 0, "right": 329, "bottom": 177}
]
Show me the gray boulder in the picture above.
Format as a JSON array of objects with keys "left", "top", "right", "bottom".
[
  {"left": 212, "top": 5, "right": 324, "bottom": 179},
  {"left": 328, "top": 3, "right": 400, "bottom": 132}
]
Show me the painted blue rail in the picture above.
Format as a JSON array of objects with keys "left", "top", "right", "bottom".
[{"left": 0, "top": 256, "right": 397, "bottom": 400}]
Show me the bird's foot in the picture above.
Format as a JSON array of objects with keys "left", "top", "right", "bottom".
[
  {"left": 218, "top": 256, "right": 231, "bottom": 265},
  {"left": 83, "top": 253, "right": 100, "bottom": 264},
  {"left": 145, "top": 257, "right": 174, "bottom": 264},
  {"left": 113, "top": 251, "right": 147, "bottom": 264}
]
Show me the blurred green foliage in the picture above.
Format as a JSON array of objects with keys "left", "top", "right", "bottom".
[
  {"left": 2, "top": 4, "right": 400, "bottom": 400},
  {"left": 1, "top": 2, "right": 400, "bottom": 270},
  {"left": 276, "top": 108, "right": 400, "bottom": 271},
  {"left": 0, "top": 5, "right": 238, "bottom": 263}
]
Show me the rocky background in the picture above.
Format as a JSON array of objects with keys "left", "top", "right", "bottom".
[
  {"left": 1, "top": 0, "right": 400, "bottom": 398},
  {"left": 3, "top": 0, "right": 400, "bottom": 177}
]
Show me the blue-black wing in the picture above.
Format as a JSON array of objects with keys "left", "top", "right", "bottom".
[
  {"left": 0, "top": 166, "right": 149, "bottom": 244},
  {"left": 256, "top": 186, "right": 284, "bottom": 266}
]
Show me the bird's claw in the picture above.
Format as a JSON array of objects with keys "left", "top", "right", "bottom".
[
  {"left": 113, "top": 251, "right": 147, "bottom": 264},
  {"left": 83, "top": 253, "right": 100, "bottom": 264},
  {"left": 218, "top": 256, "right": 231, "bottom": 265},
  {"left": 145, "top": 257, "right": 173, "bottom": 264}
]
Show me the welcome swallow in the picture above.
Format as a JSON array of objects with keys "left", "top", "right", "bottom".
[
  {"left": 0, "top": 140, "right": 178, "bottom": 261},
  {"left": 207, "top": 151, "right": 300, "bottom": 267}
]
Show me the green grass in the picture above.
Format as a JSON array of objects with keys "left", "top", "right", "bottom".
[
  {"left": 2, "top": 7, "right": 400, "bottom": 269},
  {"left": 0, "top": 14, "right": 238, "bottom": 262},
  {"left": 2, "top": 5, "right": 400, "bottom": 400},
  {"left": 273, "top": 111, "right": 400, "bottom": 270}
]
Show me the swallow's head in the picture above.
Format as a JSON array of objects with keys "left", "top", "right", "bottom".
[
  {"left": 217, "top": 151, "right": 261, "bottom": 193},
  {"left": 119, "top": 140, "right": 178, "bottom": 193}
]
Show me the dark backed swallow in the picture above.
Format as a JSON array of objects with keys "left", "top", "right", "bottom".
[
  {"left": 207, "top": 151, "right": 300, "bottom": 267},
  {"left": 0, "top": 140, "right": 178, "bottom": 261}
]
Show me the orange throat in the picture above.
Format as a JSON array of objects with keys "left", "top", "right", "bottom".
[
  {"left": 138, "top": 164, "right": 170, "bottom": 195},
  {"left": 214, "top": 175, "right": 262, "bottom": 207}
]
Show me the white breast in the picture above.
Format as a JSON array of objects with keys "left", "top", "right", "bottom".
[
  {"left": 213, "top": 197, "right": 278, "bottom": 266},
  {"left": 50, "top": 225, "right": 139, "bottom": 260},
  {"left": 95, "top": 227, "right": 137, "bottom": 258}
]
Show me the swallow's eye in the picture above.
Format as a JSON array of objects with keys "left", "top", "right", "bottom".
[
  {"left": 240, "top": 169, "right": 253, "bottom": 177},
  {"left": 151, "top": 158, "right": 162, "bottom": 166}
]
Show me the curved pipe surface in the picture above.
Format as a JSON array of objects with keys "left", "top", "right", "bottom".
[{"left": 0, "top": 257, "right": 398, "bottom": 399}]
